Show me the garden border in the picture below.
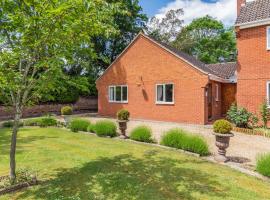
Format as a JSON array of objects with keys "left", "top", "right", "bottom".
[{"left": 232, "top": 127, "right": 270, "bottom": 138}]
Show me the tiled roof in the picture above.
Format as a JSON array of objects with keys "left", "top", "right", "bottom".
[
  {"left": 206, "top": 62, "right": 237, "bottom": 79},
  {"left": 236, "top": 0, "right": 270, "bottom": 25},
  {"left": 147, "top": 34, "right": 237, "bottom": 80}
]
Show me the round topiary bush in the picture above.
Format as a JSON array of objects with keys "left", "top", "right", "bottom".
[
  {"left": 61, "top": 106, "right": 73, "bottom": 115},
  {"left": 213, "top": 119, "right": 233, "bottom": 134},
  {"left": 95, "top": 120, "right": 117, "bottom": 137},
  {"left": 117, "top": 109, "right": 130, "bottom": 120},
  {"left": 87, "top": 123, "right": 96, "bottom": 133},
  {"left": 39, "top": 117, "right": 57, "bottom": 127},
  {"left": 69, "top": 118, "right": 91, "bottom": 132},
  {"left": 130, "top": 125, "right": 153, "bottom": 143}
]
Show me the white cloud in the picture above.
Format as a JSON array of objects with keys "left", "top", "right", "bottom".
[{"left": 155, "top": 0, "right": 236, "bottom": 27}]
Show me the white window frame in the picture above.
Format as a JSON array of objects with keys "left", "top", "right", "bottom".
[
  {"left": 108, "top": 85, "right": 128, "bottom": 103},
  {"left": 267, "top": 26, "right": 270, "bottom": 50},
  {"left": 155, "top": 83, "right": 174, "bottom": 105},
  {"left": 215, "top": 84, "right": 220, "bottom": 101},
  {"left": 267, "top": 81, "right": 270, "bottom": 107}
]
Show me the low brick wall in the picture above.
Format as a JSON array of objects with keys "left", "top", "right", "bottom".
[{"left": 0, "top": 97, "right": 98, "bottom": 121}]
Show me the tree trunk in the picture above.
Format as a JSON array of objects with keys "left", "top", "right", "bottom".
[{"left": 10, "top": 109, "right": 21, "bottom": 182}]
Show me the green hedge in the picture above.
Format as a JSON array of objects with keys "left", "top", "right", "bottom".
[
  {"left": 24, "top": 117, "right": 57, "bottom": 127},
  {"left": 256, "top": 153, "right": 270, "bottom": 177},
  {"left": 2, "top": 120, "right": 24, "bottom": 128},
  {"left": 161, "top": 128, "right": 209, "bottom": 156},
  {"left": 130, "top": 125, "right": 153, "bottom": 143},
  {"left": 95, "top": 120, "right": 117, "bottom": 137},
  {"left": 87, "top": 123, "right": 96, "bottom": 133},
  {"left": 69, "top": 118, "right": 91, "bottom": 132}
]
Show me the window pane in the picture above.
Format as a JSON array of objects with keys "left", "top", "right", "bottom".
[
  {"left": 122, "top": 86, "right": 128, "bottom": 101},
  {"left": 165, "top": 84, "right": 173, "bottom": 102},
  {"left": 157, "top": 85, "right": 164, "bottom": 102},
  {"left": 109, "top": 87, "right": 114, "bottom": 101},
  {"left": 115, "top": 86, "right": 121, "bottom": 101}
]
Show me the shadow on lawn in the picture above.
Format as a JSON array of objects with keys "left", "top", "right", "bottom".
[
  {"left": 17, "top": 151, "right": 227, "bottom": 200},
  {"left": 0, "top": 128, "right": 57, "bottom": 155}
]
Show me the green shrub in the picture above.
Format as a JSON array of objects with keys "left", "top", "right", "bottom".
[
  {"left": 260, "top": 100, "right": 270, "bottom": 128},
  {"left": 2, "top": 120, "right": 23, "bottom": 128},
  {"left": 227, "top": 103, "right": 253, "bottom": 128},
  {"left": 61, "top": 106, "right": 73, "bottom": 115},
  {"left": 161, "top": 129, "right": 209, "bottom": 156},
  {"left": 87, "top": 123, "right": 96, "bottom": 133},
  {"left": 24, "top": 117, "right": 57, "bottom": 127},
  {"left": 69, "top": 118, "right": 91, "bottom": 132},
  {"left": 117, "top": 109, "right": 130, "bottom": 120},
  {"left": 256, "top": 153, "right": 270, "bottom": 177},
  {"left": 130, "top": 125, "right": 153, "bottom": 143},
  {"left": 213, "top": 120, "right": 232, "bottom": 134},
  {"left": 95, "top": 120, "right": 117, "bottom": 137}
]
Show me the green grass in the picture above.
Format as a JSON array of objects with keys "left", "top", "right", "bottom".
[
  {"left": 161, "top": 128, "right": 209, "bottom": 156},
  {"left": 0, "top": 127, "right": 270, "bottom": 200},
  {"left": 256, "top": 153, "right": 270, "bottom": 177}
]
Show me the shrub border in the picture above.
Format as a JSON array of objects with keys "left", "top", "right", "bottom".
[{"left": 0, "top": 175, "right": 38, "bottom": 196}]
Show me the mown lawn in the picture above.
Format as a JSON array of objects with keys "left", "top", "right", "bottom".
[{"left": 0, "top": 127, "right": 270, "bottom": 200}]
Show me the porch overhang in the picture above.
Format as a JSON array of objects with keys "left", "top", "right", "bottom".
[{"left": 209, "top": 74, "right": 237, "bottom": 83}]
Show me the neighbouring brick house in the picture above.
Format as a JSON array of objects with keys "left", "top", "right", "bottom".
[
  {"left": 96, "top": 0, "right": 270, "bottom": 125},
  {"left": 236, "top": 0, "right": 270, "bottom": 114}
]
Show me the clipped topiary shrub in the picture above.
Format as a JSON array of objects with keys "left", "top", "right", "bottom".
[
  {"left": 87, "top": 123, "right": 96, "bottom": 133},
  {"left": 69, "top": 118, "right": 91, "bottom": 132},
  {"left": 95, "top": 120, "right": 117, "bottom": 137},
  {"left": 130, "top": 125, "right": 153, "bottom": 143},
  {"left": 117, "top": 109, "right": 130, "bottom": 120},
  {"left": 39, "top": 117, "right": 58, "bottom": 127},
  {"left": 2, "top": 120, "right": 23, "bottom": 128},
  {"left": 256, "top": 153, "right": 270, "bottom": 177},
  {"left": 161, "top": 128, "right": 209, "bottom": 156},
  {"left": 213, "top": 119, "right": 232, "bottom": 134},
  {"left": 61, "top": 106, "right": 73, "bottom": 115}
]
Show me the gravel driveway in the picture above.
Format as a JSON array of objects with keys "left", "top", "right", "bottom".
[{"left": 81, "top": 115, "right": 270, "bottom": 166}]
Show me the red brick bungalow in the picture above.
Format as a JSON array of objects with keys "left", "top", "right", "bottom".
[{"left": 96, "top": 33, "right": 237, "bottom": 124}]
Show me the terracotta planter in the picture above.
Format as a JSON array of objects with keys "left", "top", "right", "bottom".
[
  {"left": 117, "top": 120, "right": 129, "bottom": 139},
  {"left": 213, "top": 133, "right": 234, "bottom": 162}
]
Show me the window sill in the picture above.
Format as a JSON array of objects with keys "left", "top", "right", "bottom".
[
  {"left": 156, "top": 102, "right": 175, "bottom": 105},
  {"left": 109, "top": 101, "right": 128, "bottom": 104}
]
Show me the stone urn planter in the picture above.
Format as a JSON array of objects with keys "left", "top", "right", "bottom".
[
  {"left": 116, "top": 109, "right": 130, "bottom": 139},
  {"left": 60, "top": 106, "right": 73, "bottom": 126},
  {"left": 213, "top": 119, "right": 234, "bottom": 162},
  {"left": 117, "top": 120, "right": 129, "bottom": 139},
  {"left": 213, "top": 132, "right": 234, "bottom": 162}
]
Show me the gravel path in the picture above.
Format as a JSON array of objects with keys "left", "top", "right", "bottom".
[{"left": 80, "top": 115, "right": 270, "bottom": 166}]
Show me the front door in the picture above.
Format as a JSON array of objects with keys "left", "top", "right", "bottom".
[{"left": 207, "top": 84, "right": 212, "bottom": 120}]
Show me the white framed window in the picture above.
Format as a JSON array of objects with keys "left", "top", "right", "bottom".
[
  {"left": 267, "top": 81, "right": 270, "bottom": 107},
  {"left": 267, "top": 26, "right": 270, "bottom": 50},
  {"left": 215, "top": 84, "right": 220, "bottom": 101},
  {"left": 108, "top": 85, "right": 128, "bottom": 103},
  {"left": 156, "top": 83, "right": 174, "bottom": 104}
]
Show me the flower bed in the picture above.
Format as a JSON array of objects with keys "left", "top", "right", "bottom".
[{"left": 232, "top": 127, "right": 270, "bottom": 138}]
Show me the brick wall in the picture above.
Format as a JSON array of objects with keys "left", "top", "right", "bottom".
[
  {"left": 237, "top": 25, "right": 270, "bottom": 114},
  {"left": 96, "top": 35, "right": 210, "bottom": 124},
  {"left": 0, "top": 97, "right": 98, "bottom": 121}
]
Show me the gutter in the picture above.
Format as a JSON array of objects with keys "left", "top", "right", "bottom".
[{"left": 235, "top": 18, "right": 270, "bottom": 29}]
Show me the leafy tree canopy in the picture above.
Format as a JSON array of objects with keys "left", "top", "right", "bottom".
[{"left": 172, "top": 15, "right": 236, "bottom": 64}]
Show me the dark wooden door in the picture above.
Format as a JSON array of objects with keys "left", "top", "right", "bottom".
[{"left": 207, "top": 84, "right": 212, "bottom": 120}]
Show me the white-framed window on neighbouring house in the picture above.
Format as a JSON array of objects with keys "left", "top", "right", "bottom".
[
  {"left": 215, "top": 84, "right": 220, "bottom": 101},
  {"left": 156, "top": 83, "right": 174, "bottom": 104},
  {"left": 108, "top": 85, "right": 128, "bottom": 103},
  {"left": 267, "top": 81, "right": 270, "bottom": 107},
  {"left": 267, "top": 26, "right": 270, "bottom": 50}
]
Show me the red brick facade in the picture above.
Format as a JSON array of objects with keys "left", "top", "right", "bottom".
[
  {"left": 236, "top": 25, "right": 270, "bottom": 114},
  {"left": 96, "top": 35, "right": 235, "bottom": 124}
]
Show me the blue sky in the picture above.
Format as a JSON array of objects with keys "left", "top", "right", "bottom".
[{"left": 139, "top": 0, "right": 236, "bottom": 26}]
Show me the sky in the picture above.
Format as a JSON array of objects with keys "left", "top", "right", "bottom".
[{"left": 139, "top": 0, "right": 237, "bottom": 26}]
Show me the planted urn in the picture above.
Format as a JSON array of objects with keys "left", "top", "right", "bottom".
[
  {"left": 213, "top": 119, "right": 234, "bottom": 162},
  {"left": 61, "top": 106, "right": 73, "bottom": 126},
  {"left": 117, "top": 109, "right": 130, "bottom": 139}
]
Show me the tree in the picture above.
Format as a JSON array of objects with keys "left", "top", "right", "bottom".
[
  {"left": 173, "top": 15, "right": 236, "bottom": 64},
  {"left": 147, "top": 9, "right": 184, "bottom": 42},
  {"left": 0, "top": 0, "right": 119, "bottom": 182}
]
